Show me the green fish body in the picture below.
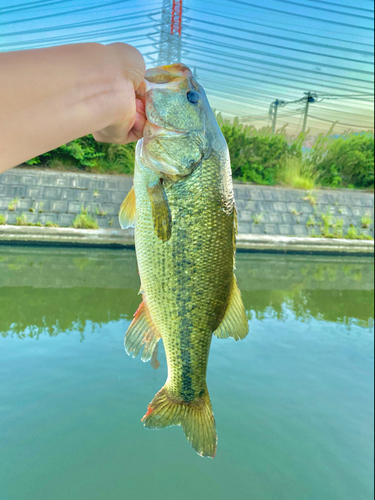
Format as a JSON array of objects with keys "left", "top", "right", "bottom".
[{"left": 120, "top": 64, "right": 248, "bottom": 458}]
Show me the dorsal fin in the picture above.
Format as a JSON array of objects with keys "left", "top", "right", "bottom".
[
  {"left": 119, "top": 186, "right": 136, "bottom": 229},
  {"left": 147, "top": 180, "right": 172, "bottom": 242},
  {"left": 214, "top": 277, "right": 249, "bottom": 341},
  {"left": 125, "top": 299, "right": 161, "bottom": 364}
]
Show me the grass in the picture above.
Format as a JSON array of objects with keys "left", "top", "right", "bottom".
[
  {"left": 0, "top": 215, "right": 6, "bottom": 225},
  {"left": 72, "top": 212, "right": 99, "bottom": 230},
  {"left": 303, "top": 192, "right": 318, "bottom": 206},
  {"left": 95, "top": 206, "right": 108, "bottom": 217},
  {"left": 345, "top": 226, "right": 373, "bottom": 240},
  {"left": 277, "top": 156, "right": 317, "bottom": 190},
  {"left": 16, "top": 214, "right": 28, "bottom": 226},
  {"left": 291, "top": 208, "right": 302, "bottom": 216},
  {"left": 306, "top": 216, "right": 316, "bottom": 228},
  {"left": 8, "top": 198, "right": 19, "bottom": 211},
  {"left": 45, "top": 221, "right": 59, "bottom": 228},
  {"left": 361, "top": 215, "right": 373, "bottom": 229},
  {"left": 252, "top": 214, "right": 263, "bottom": 224}
]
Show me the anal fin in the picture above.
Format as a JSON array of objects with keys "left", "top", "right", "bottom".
[
  {"left": 119, "top": 186, "right": 136, "bottom": 229},
  {"left": 214, "top": 277, "right": 249, "bottom": 341},
  {"left": 125, "top": 299, "right": 161, "bottom": 364}
]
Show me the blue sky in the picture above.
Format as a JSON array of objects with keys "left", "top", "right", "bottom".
[{"left": 0, "top": 0, "right": 373, "bottom": 135}]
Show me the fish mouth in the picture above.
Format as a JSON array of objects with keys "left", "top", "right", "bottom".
[
  {"left": 142, "top": 121, "right": 189, "bottom": 176},
  {"left": 144, "top": 120, "right": 185, "bottom": 140}
]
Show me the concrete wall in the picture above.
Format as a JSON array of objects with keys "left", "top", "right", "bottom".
[{"left": 0, "top": 168, "right": 373, "bottom": 238}]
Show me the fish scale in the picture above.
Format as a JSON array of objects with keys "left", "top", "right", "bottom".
[
  {"left": 119, "top": 63, "right": 249, "bottom": 458},
  {"left": 135, "top": 152, "right": 234, "bottom": 399}
]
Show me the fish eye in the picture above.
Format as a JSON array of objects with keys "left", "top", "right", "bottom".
[{"left": 187, "top": 91, "right": 200, "bottom": 105}]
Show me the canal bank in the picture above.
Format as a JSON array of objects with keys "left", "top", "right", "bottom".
[{"left": 0, "top": 168, "right": 374, "bottom": 254}]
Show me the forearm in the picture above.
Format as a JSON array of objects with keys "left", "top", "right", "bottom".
[{"left": 0, "top": 43, "right": 144, "bottom": 174}]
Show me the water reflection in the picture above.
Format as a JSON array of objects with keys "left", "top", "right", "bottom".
[{"left": 0, "top": 247, "right": 373, "bottom": 338}]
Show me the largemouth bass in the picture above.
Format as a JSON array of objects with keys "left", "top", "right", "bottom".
[{"left": 119, "top": 64, "right": 248, "bottom": 458}]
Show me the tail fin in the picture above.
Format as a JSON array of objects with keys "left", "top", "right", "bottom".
[{"left": 142, "top": 385, "right": 217, "bottom": 458}]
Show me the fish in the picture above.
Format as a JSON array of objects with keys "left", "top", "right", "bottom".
[{"left": 119, "top": 64, "right": 249, "bottom": 458}]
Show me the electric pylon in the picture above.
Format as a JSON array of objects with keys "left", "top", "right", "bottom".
[{"left": 157, "top": 0, "right": 183, "bottom": 66}]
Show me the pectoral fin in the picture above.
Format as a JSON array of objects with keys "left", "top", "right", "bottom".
[
  {"left": 214, "top": 277, "right": 249, "bottom": 341},
  {"left": 119, "top": 186, "right": 136, "bottom": 229},
  {"left": 125, "top": 299, "right": 161, "bottom": 365},
  {"left": 147, "top": 180, "right": 172, "bottom": 242}
]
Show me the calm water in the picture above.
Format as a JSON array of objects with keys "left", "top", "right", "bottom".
[{"left": 0, "top": 247, "right": 373, "bottom": 500}]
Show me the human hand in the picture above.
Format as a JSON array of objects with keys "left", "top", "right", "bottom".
[{"left": 93, "top": 43, "right": 147, "bottom": 145}]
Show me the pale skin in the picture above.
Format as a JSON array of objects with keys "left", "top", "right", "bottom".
[{"left": 0, "top": 42, "right": 147, "bottom": 174}]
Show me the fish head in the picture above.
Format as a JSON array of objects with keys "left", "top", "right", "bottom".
[{"left": 140, "top": 64, "right": 216, "bottom": 178}]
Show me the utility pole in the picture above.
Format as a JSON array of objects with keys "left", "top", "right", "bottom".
[
  {"left": 157, "top": 0, "right": 183, "bottom": 66},
  {"left": 302, "top": 92, "right": 317, "bottom": 134},
  {"left": 269, "top": 99, "right": 285, "bottom": 134}
]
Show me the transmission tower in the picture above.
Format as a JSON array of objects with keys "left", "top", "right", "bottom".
[{"left": 157, "top": 0, "right": 183, "bottom": 66}]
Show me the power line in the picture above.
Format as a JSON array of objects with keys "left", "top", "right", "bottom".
[
  {"left": 184, "top": 38, "right": 374, "bottom": 92},
  {"left": 186, "top": 17, "right": 374, "bottom": 59},
  {"left": 185, "top": 45, "right": 374, "bottom": 102},
  {"left": 188, "top": 7, "right": 375, "bottom": 48},
  {"left": 0, "top": 0, "right": 74, "bottom": 14},
  {"left": 188, "top": 65, "right": 374, "bottom": 109},
  {"left": 0, "top": 8, "right": 160, "bottom": 39},
  {"left": 185, "top": 27, "right": 374, "bottom": 76},
  {"left": 226, "top": 0, "right": 374, "bottom": 31},
  {"left": 185, "top": 42, "right": 372, "bottom": 89},
  {"left": 273, "top": 0, "right": 373, "bottom": 20},
  {"left": 199, "top": 0, "right": 375, "bottom": 38},
  {"left": 302, "top": 0, "right": 374, "bottom": 14},
  {"left": 0, "top": 23, "right": 158, "bottom": 50},
  {"left": 0, "top": 0, "right": 132, "bottom": 26},
  {"left": 309, "top": 115, "right": 374, "bottom": 128}
]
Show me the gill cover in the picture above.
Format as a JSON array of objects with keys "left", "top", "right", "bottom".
[{"left": 140, "top": 64, "right": 211, "bottom": 178}]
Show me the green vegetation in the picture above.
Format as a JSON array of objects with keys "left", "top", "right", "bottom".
[
  {"left": 310, "top": 132, "right": 374, "bottom": 189},
  {"left": 303, "top": 192, "right": 318, "bottom": 206},
  {"left": 345, "top": 226, "right": 373, "bottom": 240},
  {"left": 23, "top": 119, "right": 374, "bottom": 190},
  {"left": 306, "top": 216, "right": 316, "bottom": 228},
  {"left": 25, "top": 135, "right": 136, "bottom": 175},
  {"left": 0, "top": 215, "right": 6, "bottom": 225},
  {"left": 95, "top": 206, "right": 108, "bottom": 217},
  {"left": 252, "top": 214, "right": 263, "bottom": 224},
  {"left": 276, "top": 156, "right": 317, "bottom": 190},
  {"left": 361, "top": 214, "right": 373, "bottom": 229},
  {"left": 45, "top": 221, "right": 59, "bottom": 228},
  {"left": 72, "top": 212, "right": 99, "bottom": 230},
  {"left": 291, "top": 208, "right": 302, "bottom": 216},
  {"left": 16, "top": 214, "right": 28, "bottom": 226},
  {"left": 8, "top": 199, "right": 19, "bottom": 211}
]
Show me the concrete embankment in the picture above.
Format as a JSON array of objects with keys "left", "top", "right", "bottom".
[
  {"left": 0, "top": 226, "right": 373, "bottom": 255},
  {"left": 0, "top": 167, "right": 374, "bottom": 254}
]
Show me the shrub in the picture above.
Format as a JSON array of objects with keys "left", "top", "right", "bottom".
[
  {"left": 25, "top": 135, "right": 135, "bottom": 175},
  {"left": 310, "top": 132, "right": 374, "bottom": 189},
  {"left": 0, "top": 215, "right": 6, "bottom": 225},
  {"left": 23, "top": 120, "right": 374, "bottom": 190},
  {"left": 217, "top": 115, "right": 304, "bottom": 185}
]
